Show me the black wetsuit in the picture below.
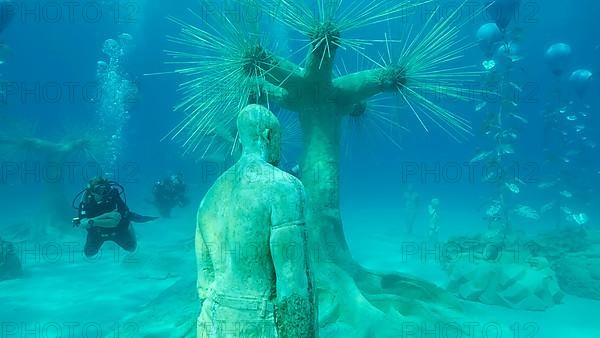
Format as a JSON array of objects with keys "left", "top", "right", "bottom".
[
  {"left": 152, "top": 179, "right": 188, "bottom": 217},
  {"left": 78, "top": 188, "right": 136, "bottom": 257}
]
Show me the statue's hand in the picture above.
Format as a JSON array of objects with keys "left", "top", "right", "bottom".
[{"left": 274, "top": 293, "right": 315, "bottom": 338}]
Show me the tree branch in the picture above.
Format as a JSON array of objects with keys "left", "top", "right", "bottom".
[
  {"left": 258, "top": 83, "right": 297, "bottom": 112},
  {"left": 262, "top": 54, "right": 305, "bottom": 93},
  {"left": 334, "top": 66, "right": 405, "bottom": 104}
]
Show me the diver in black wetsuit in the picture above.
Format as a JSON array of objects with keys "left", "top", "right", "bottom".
[
  {"left": 73, "top": 177, "right": 157, "bottom": 257},
  {"left": 151, "top": 174, "right": 189, "bottom": 218}
]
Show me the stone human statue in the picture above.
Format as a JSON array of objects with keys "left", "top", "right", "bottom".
[
  {"left": 195, "top": 104, "right": 316, "bottom": 337},
  {"left": 428, "top": 198, "right": 440, "bottom": 242}
]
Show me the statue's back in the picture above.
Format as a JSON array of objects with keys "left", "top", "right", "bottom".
[{"left": 197, "top": 161, "right": 277, "bottom": 299}]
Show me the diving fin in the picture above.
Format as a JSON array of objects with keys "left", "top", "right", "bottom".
[{"left": 129, "top": 212, "right": 159, "bottom": 223}]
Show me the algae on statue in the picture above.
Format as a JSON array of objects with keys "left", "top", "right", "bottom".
[{"left": 195, "top": 105, "right": 316, "bottom": 337}]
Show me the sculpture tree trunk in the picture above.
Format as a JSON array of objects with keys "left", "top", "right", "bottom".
[
  {"left": 294, "top": 99, "right": 464, "bottom": 335},
  {"left": 299, "top": 106, "right": 354, "bottom": 267}
]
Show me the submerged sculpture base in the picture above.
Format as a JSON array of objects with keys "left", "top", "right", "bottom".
[
  {"left": 442, "top": 232, "right": 564, "bottom": 311},
  {"left": 538, "top": 228, "right": 600, "bottom": 300}
]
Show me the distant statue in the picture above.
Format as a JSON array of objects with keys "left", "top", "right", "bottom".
[
  {"left": 195, "top": 105, "right": 316, "bottom": 337},
  {"left": 427, "top": 198, "right": 441, "bottom": 242}
]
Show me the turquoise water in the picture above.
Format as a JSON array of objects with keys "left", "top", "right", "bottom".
[{"left": 1, "top": 0, "right": 599, "bottom": 337}]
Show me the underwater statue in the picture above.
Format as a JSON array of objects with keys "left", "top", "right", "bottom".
[
  {"left": 427, "top": 198, "right": 441, "bottom": 242},
  {"left": 195, "top": 105, "right": 315, "bottom": 337},
  {"left": 167, "top": 1, "right": 485, "bottom": 335}
]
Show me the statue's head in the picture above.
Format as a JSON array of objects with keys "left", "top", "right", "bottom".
[{"left": 237, "top": 104, "right": 281, "bottom": 165}]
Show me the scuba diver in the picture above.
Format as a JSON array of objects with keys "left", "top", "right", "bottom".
[
  {"left": 151, "top": 173, "right": 189, "bottom": 218},
  {"left": 73, "top": 177, "right": 158, "bottom": 257}
]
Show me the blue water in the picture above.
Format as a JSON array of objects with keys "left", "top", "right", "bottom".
[{"left": 1, "top": 0, "right": 599, "bottom": 337}]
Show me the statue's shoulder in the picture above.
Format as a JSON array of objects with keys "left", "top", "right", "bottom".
[
  {"left": 271, "top": 167, "right": 305, "bottom": 194},
  {"left": 197, "top": 169, "right": 233, "bottom": 211}
]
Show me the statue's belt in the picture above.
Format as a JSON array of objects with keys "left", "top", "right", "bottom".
[{"left": 207, "top": 291, "right": 275, "bottom": 317}]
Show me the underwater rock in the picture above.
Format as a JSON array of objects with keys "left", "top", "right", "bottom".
[
  {"left": 444, "top": 243, "right": 563, "bottom": 311},
  {"left": 0, "top": 237, "right": 22, "bottom": 281},
  {"left": 537, "top": 229, "right": 600, "bottom": 300},
  {"left": 553, "top": 252, "right": 600, "bottom": 300}
]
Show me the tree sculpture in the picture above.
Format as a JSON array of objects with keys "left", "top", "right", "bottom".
[{"left": 168, "top": 0, "right": 481, "bottom": 335}]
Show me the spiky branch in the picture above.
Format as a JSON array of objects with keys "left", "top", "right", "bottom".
[{"left": 167, "top": 1, "right": 484, "bottom": 158}]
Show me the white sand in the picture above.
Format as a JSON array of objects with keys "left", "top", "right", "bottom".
[
  {"left": 0, "top": 215, "right": 195, "bottom": 337},
  {"left": 345, "top": 207, "right": 600, "bottom": 338},
  {"left": 1, "top": 207, "right": 599, "bottom": 337}
]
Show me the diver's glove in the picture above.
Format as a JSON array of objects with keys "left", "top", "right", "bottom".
[{"left": 274, "top": 293, "right": 315, "bottom": 338}]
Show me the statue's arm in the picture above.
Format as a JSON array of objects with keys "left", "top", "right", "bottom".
[
  {"left": 195, "top": 208, "right": 214, "bottom": 303},
  {"left": 269, "top": 178, "right": 316, "bottom": 337}
]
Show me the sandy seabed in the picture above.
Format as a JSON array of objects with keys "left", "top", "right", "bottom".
[{"left": 1, "top": 208, "right": 599, "bottom": 337}]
